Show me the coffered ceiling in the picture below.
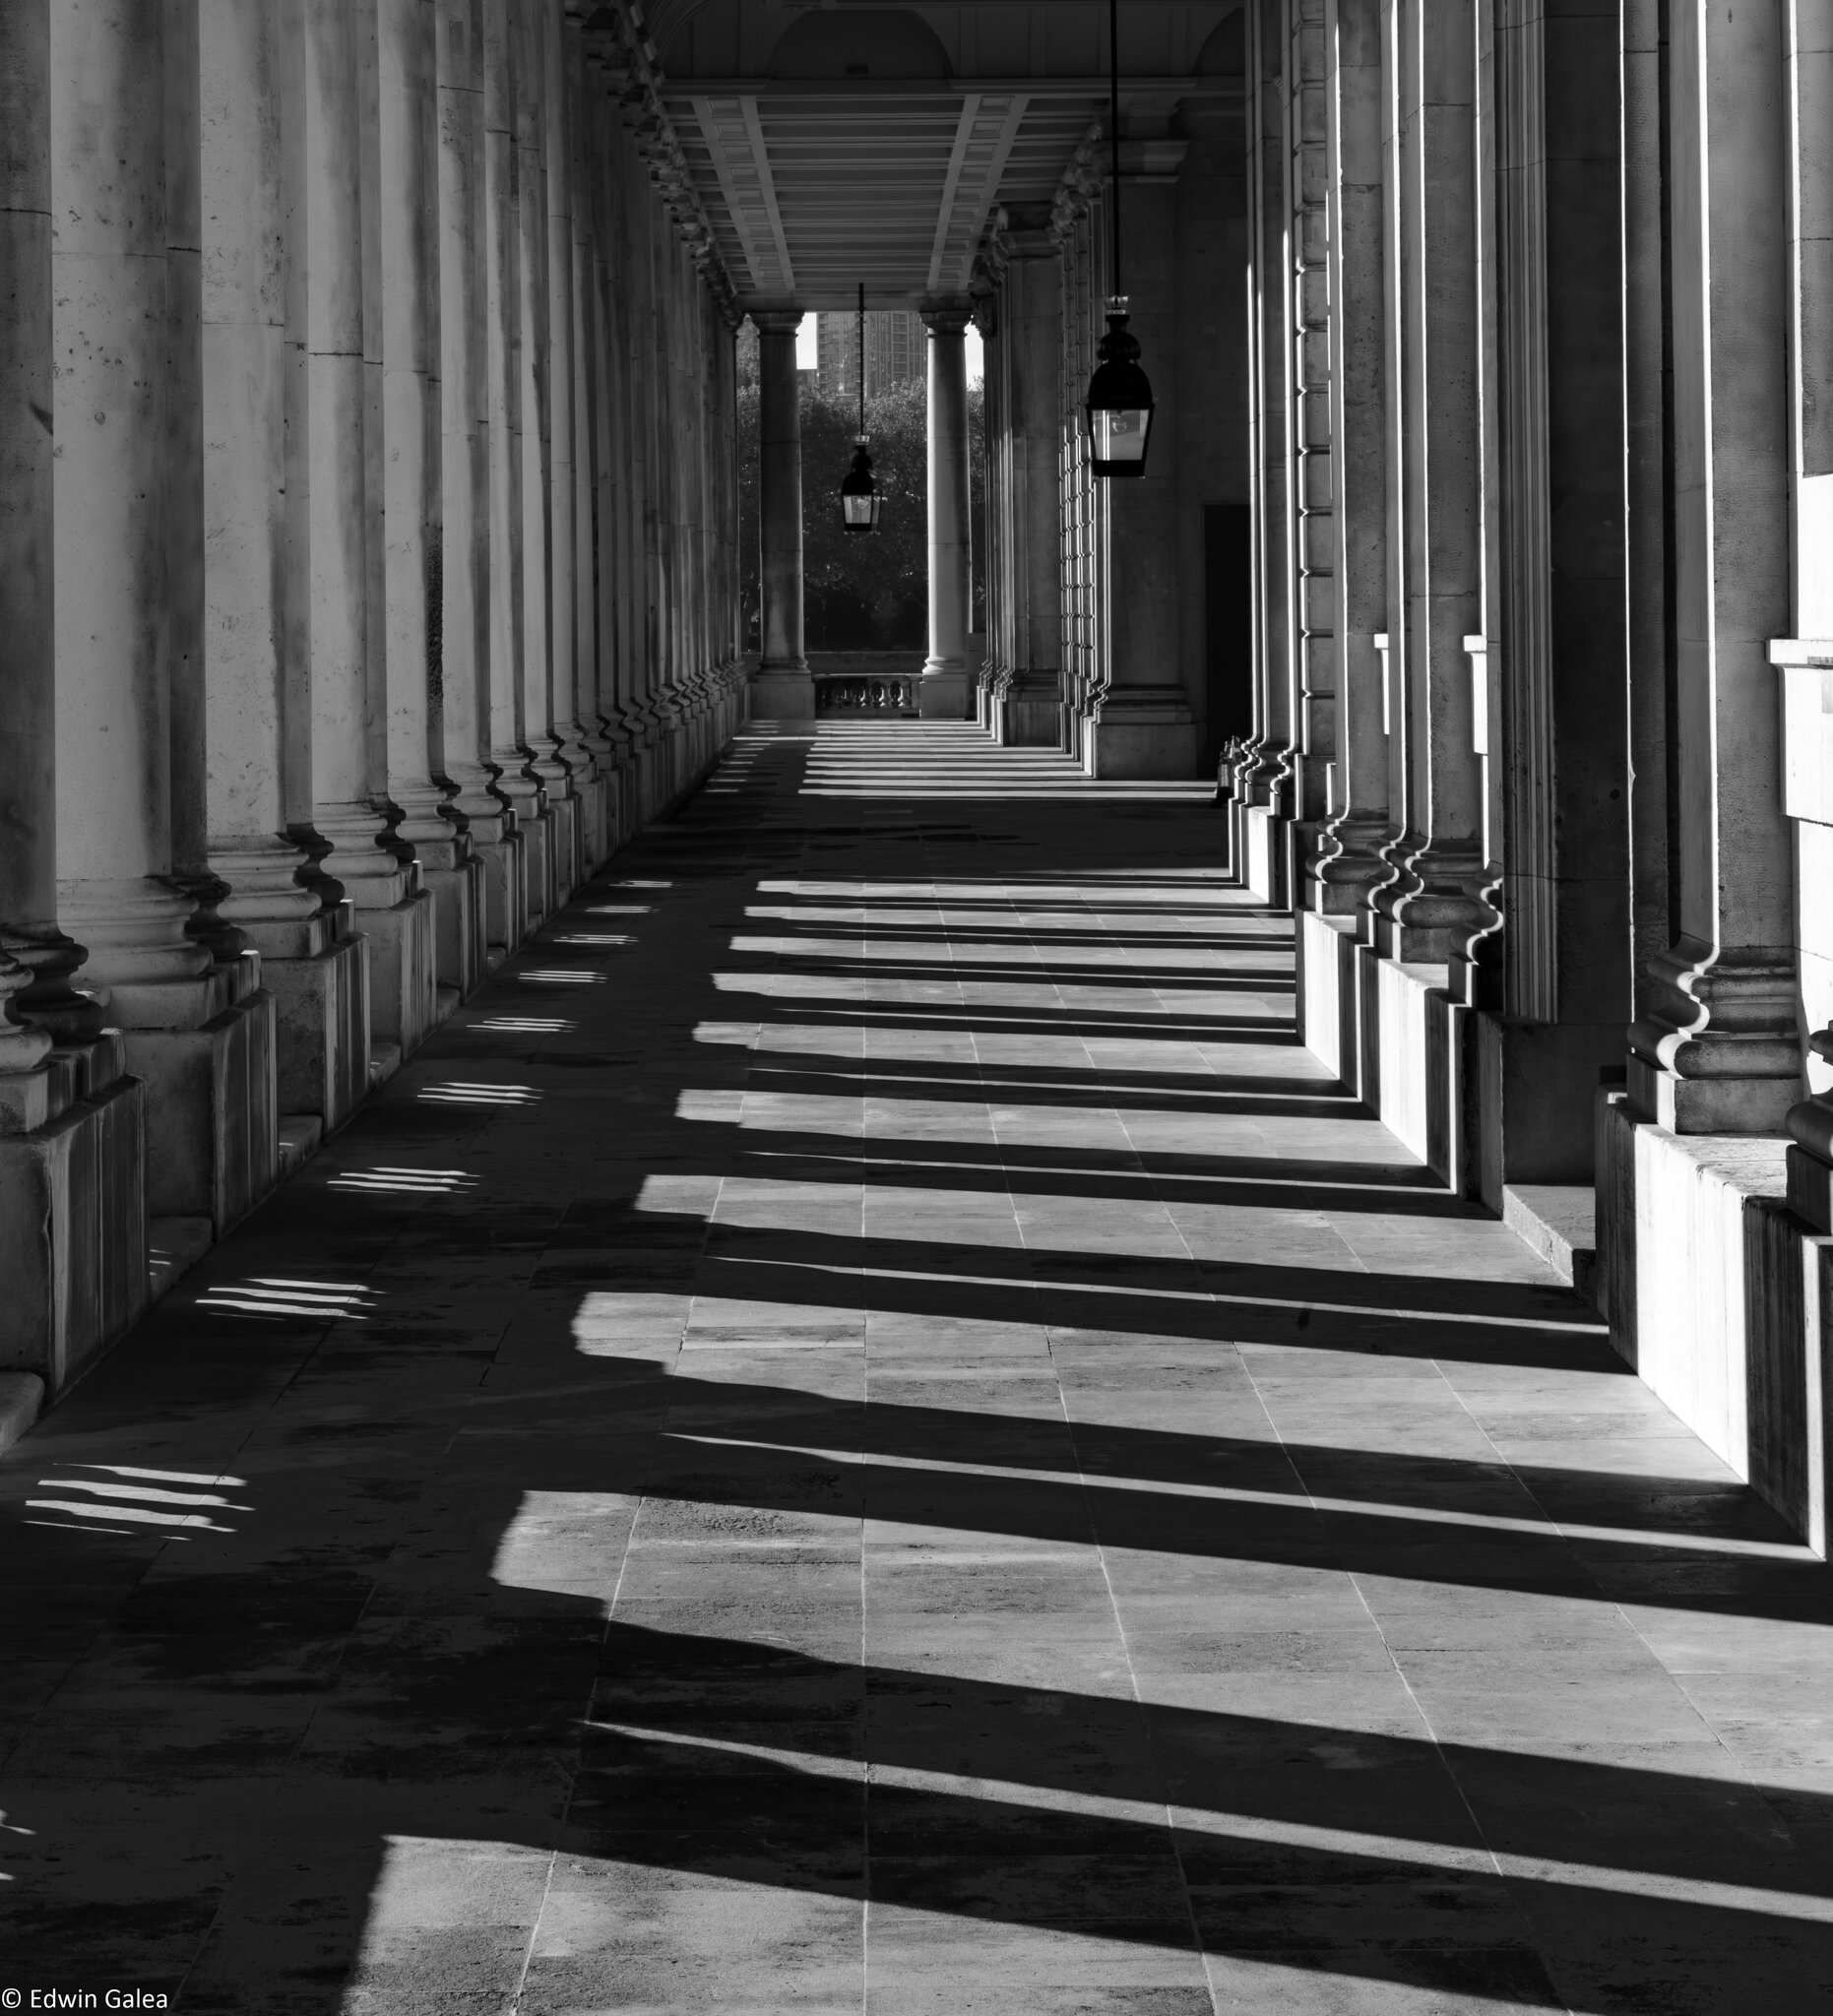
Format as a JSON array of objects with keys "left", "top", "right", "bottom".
[{"left": 636, "top": 2, "right": 1243, "bottom": 312}]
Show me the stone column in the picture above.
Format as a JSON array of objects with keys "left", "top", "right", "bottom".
[
  {"left": 359, "top": 0, "right": 452, "bottom": 1046},
  {"left": 565, "top": 11, "right": 610, "bottom": 863},
  {"left": 1624, "top": 0, "right": 1797, "bottom": 1132},
  {"left": 436, "top": 0, "right": 518, "bottom": 966},
  {"left": 1237, "top": 0, "right": 1297, "bottom": 867},
  {"left": 0, "top": 0, "right": 134, "bottom": 1392},
  {"left": 1467, "top": 0, "right": 1635, "bottom": 1193},
  {"left": 544, "top": 2, "right": 589, "bottom": 802},
  {"left": 514, "top": 0, "right": 568, "bottom": 911},
  {"left": 752, "top": 310, "right": 813, "bottom": 719},
  {"left": 920, "top": 301, "right": 974, "bottom": 722},
  {"left": 1084, "top": 140, "right": 1198, "bottom": 780},
  {"left": 49, "top": 0, "right": 219, "bottom": 1037},
  {"left": 992, "top": 223, "right": 1064, "bottom": 746},
  {"left": 1772, "top": 2, "right": 1833, "bottom": 1225},
  {"left": 0, "top": 0, "right": 93, "bottom": 1046},
  {"left": 1308, "top": 0, "right": 1389, "bottom": 920},
  {"left": 1366, "top": 0, "right": 1495, "bottom": 985},
  {"left": 292, "top": 0, "right": 403, "bottom": 945},
  {"left": 1289, "top": 9, "right": 1337, "bottom": 862},
  {"left": 481, "top": 0, "right": 546, "bottom": 923}
]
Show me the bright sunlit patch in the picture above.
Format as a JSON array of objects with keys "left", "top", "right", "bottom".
[
  {"left": 196, "top": 1277, "right": 376, "bottom": 1321},
  {"left": 25, "top": 1467, "right": 252, "bottom": 1538},
  {"left": 327, "top": 1166, "right": 480, "bottom": 1195},
  {"left": 416, "top": 1082, "right": 541, "bottom": 1105}
]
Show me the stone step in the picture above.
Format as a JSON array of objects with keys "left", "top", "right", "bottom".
[{"left": 1503, "top": 1183, "right": 1598, "bottom": 1303}]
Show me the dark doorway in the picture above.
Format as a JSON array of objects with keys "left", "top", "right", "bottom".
[{"left": 1203, "top": 502, "right": 1252, "bottom": 772}]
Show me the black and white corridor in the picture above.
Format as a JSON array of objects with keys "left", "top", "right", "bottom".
[{"left": 2, "top": 728, "right": 1829, "bottom": 2013}]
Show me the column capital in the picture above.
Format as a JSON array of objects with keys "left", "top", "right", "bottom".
[
  {"left": 749, "top": 308, "right": 804, "bottom": 335},
  {"left": 920, "top": 298, "right": 974, "bottom": 335}
]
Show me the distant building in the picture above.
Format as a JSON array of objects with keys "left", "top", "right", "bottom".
[{"left": 815, "top": 310, "right": 925, "bottom": 402}]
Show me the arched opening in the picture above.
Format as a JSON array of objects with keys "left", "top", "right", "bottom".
[{"left": 763, "top": 8, "right": 952, "bottom": 80}]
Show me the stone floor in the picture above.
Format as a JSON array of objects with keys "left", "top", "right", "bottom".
[{"left": 4, "top": 722, "right": 1833, "bottom": 2014}]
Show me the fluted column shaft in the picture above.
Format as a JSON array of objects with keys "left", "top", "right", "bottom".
[
  {"left": 1311, "top": 0, "right": 1391, "bottom": 918},
  {"left": 1367, "top": 0, "right": 1492, "bottom": 977}
]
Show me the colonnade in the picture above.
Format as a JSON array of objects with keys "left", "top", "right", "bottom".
[
  {"left": 1233, "top": 0, "right": 1833, "bottom": 1546},
  {"left": 749, "top": 301, "right": 976, "bottom": 723},
  {"left": 971, "top": 99, "right": 1246, "bottom": 778},
  {"left": 0, "top": 0, "right": 745, "bottom": 1397}
]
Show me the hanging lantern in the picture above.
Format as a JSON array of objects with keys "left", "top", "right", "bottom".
[
  {"left": 1085, "top": 296, "right": 1154, "bottom": 477},
  {"left": 1083, "top": 0, "right": 1155, "bottom": 479},
  {"left": 841, "top": 436, "right": 881, "bottom": 532},
  {"left": 838, "top": 282, "right": 881, "bottom": 533}
]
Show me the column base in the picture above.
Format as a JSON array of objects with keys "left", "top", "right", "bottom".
[
  {"left": 993, "top": 673, "right": 1062, "bottom": 747},
  {"left": 122, "top": 987, "right": 279, "bottom": 1233},
  {"left": 1082, "top": 691, "right": 1198, "bottom": 779},
  {"left": 1625, "top": 1051, "right": 1799, "bottom": 1136},
  {"left": 263, "top": 930, "right": 371, "bottom": 1131},
  {"left": 0, "top": 1075, "right": 148, "bottom": 1396},
  {"left": 751, "top": 669, "right": 816, "bottom": 721},
  {"left": 918, "top": 668, "right": 971, "bottom": 721}
]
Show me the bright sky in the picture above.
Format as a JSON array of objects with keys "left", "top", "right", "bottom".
[{"left": 795, "top": 316, "right": 983, "bottom": 385}]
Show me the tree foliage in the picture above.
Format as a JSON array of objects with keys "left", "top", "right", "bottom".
[{"left": 735, "top": 332, "right": 984, "bottom": 654}]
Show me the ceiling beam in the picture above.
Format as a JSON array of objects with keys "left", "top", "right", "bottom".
[
  {"left": 927, "top": 92, "right": 1028, "bottom": 295},
  {"left": 688, "top": 97, "right": 771, "bottom": 290},
  {"left": 739, "top": 94, "right": 796, "bottom": 294}
]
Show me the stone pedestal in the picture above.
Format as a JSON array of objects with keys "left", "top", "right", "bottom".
[
  {"left": 474, "top": 831, "right": 527, "bottom": 957},
  {"left": 125, "top": 987, "right": 278, "bottom": 1233},
  {"left": 360, "top": 884, "right": 439, "bottom": 1054},
  {"left": 262, "top": 920, "right": 371, "bottom": 1130},
  {"left": 1083, "top": 690, "right": 1200, "bottom": 780},
  {"left": 421, "top": 856, "right": 489, "bottom": 997},
  {"left": 0, "top": 1074, "right": 148, "bottom": 1396}
]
